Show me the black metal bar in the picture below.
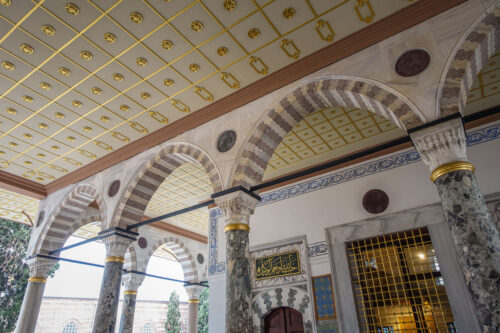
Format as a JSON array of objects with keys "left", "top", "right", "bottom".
[
  {"left": 48, "top": 234, "right": 108, "bottom": 255},
  {"left": 463, "top": 104, "right": 500, "bottom": 123},
  {"left": 124, "top": 270, "right": 207, "bottom": 287},
  {"left": 406, "top": 112, "right": 462, "bottom": 135},
  {"left": 98, "top": 226, "right": 139, "bottom": 236},
  {"left": 126, "top": 199, "right": 215, "bottom": 230},
  {"left": 211, "top": 185, "right": 261, "bottom": 201}
]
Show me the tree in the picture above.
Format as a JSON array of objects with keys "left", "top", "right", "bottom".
[
  {"left": 0, "top": 219, "right": 58, "bottom": 333},
  {"left": 165, "top": 291, "right": 181, "bottom": 333},
  {"left": 197, "top": 287, "right": 209, "bottom": 333}
]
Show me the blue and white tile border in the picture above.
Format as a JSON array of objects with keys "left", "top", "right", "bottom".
[{"left": 208, "top": 121, "right": 500, "bottom": 276}]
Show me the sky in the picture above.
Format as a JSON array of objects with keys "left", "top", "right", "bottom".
[{"left": 44, "top": 236, "right": 188, "bottom": 301}]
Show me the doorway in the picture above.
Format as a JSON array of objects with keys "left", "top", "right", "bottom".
[{"left": 264, "top": 307, "right": 304, "bottom": 333}]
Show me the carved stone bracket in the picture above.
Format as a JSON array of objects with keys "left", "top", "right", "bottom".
[
  {"left": 214, "top": 190, "right": 260, "bottom": 227},
  {"left": 184, "top": 284, "right": 204, "bottom": 300},
  {"left": 103, "top": 234, "right": 135, "bottom": 257},
  {"left": 26, "top": 256, "right": 58, "bottom": 278},
  {"left": 121, "top": 272, "right": 145, "bottom": 292}
]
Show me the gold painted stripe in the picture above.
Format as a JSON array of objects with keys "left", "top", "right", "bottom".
[
  {"left": 124, "top": 290, "right": 138, "bottom": 295},
  {"left": 224, "top": 223, "right": 250, "bottom": 232},
  {"left": 430, "top": 161, "right": 475, "bottom": 183},
  {"left": 28, "top": 277, "right": 47, "bottom": 283},
  {"left": 0, "top": 0, "right": 46, "bottom": 45},
  {"left": 188, "top": 299, "right": 200, "bottom": 303},
  {"left": 105, "top": 256, "right": 125, "bottom": 263}
]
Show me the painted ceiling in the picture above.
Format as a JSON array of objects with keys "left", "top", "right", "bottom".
[
  {"left": 465, "top": 51, "right": 500, "bottom": 115},
  {"left": 0, "top": 0, "right": 417, "bottom": 184}
]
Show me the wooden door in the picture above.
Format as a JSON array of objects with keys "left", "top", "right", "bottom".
[{"left": 264, "top": 307, "right": 304, "bottom": 333}]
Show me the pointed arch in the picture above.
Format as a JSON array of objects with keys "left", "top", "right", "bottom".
[
  {"left": 112, "top": 143, "right": 223, "bottom": 229},
  {"left": 231, "top": 76, "right": 424, "bottom": 188},
  {"left": 438, "top": 3, "right": 500, "bottom": 118},
  {"left": 34, "top": 183, "right": 105, "bottom": 255}
]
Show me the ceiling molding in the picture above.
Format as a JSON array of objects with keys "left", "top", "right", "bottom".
[
  {"left": 149, "top": 219, "right": 208, "bottom": 244},
  {"left": 0, "top": 170, "right": 46, "bottom": 199},
  {"left": 41, "top": 0, "right": 465, "bottom": 194}
]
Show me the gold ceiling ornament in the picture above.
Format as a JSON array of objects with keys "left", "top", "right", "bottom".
[
  {"left": 355, "top": 0, "right": 375, "bottom": 23},
  {"left": 113, "top": 73, "right": 124, "bottom": 82},
  {"left": 149, "top": 111, "right": 169, "bottom": 124},
  {"left": 191, "top": 21, "right": 204, "bottom": 32},
  {"left": 249, "top": 56, "right": 268, "bottom": 75},
  {"left": 223, "top": 0, "right": 236, "bottom": 11},
  {"left": 2, "top": 61, "right": 15, "bottom": 70},
  {"left": 24, "top": 161, "right": 32, "bottom": 165},
  {"left": 37, "top": 153, "right": 46, "bottom": 158},
  {"left": 140, "top": 92, "right": 151, "bottom": 100},
  {"left": 194, "top": 86, "right": 214, "bottom": 101},
  {"left": 6, "top": 107, "right": 16, "bottom": 115},
  {"left": 37, "top": 171, "right": 54, "bottom": 180},
  {"left": 217, "top": 46, "right": 228, "bottom": 56},
  {"left": 23, "top": 133, "right": 32, "bottom": 139},
  {"left": 136, "top": 57, "right": 148, "bottom": 67},
  {"left": 0, "top": 161, "right": 9, "bottom": 168},
  {"left": 80, "top": 51, "right": 93, "bottom": 60},
  {"left": 163, "top": 78, "right": 174, "bottom": 86},
  {"left": 72, "top": 100, "right": 82, "bottom": 107},
  {"left": 66, "top": 136, "right": 76, "bottom": 142},
  {"left": 40, "top": 82, "right": 52, "bottom": 91},
  {"left": 104, "top": 32, "right": 117, "bottom": 43},
  {"left": 100, "top": 115, "right": 110, "bottom": 123},
  {"left": 119, "top": 104, "right": 130, "bottom": 112},
  {"left": 0, "top": 0, "right": 11, "bottom": 6},
  {"left": 22, "top": 170, "right": 34, "bottom": 178},
  {"left": 20, "top": 44, "right": 34, "bottom": 55},
  {"left": 41, "top": 25, "right": 56, "bottom": 36},
  {"left": 36, "top": 177, "right": 44, "bottom": 181},
  {"left": 282, "top": 7, "right": 296, "bottom": 19},
  {"left": 83, "top": 126, "right": 92, "bottom": 132},
  {"left": 49, "top": 165, "right": 68, "bottom": 173},
  {"left": 94, "top": 140, "right": 113, "bottom": 151},
  {"left": 280, "top": 39, "right": 300, "bottom": 59},
  {"left": 315, "top": 19, "right": 334, "bottom": 42},
  {"left": 0, "top": 151, "right": 5, "bottom": 156},
  {"left": 9, "top": 142, "right": 18, "bottom": 147},
  {"left": 54, "top": 112, "right": 65, "bottom": 118},
  {"left": 130, "top": 12, "right": 143, "bottom": 24},
  {"left": 189, "top": 63, "right": 200, "bottom": 72},
  {"left": 51, "top": 145, "right": 60, "bottom": 151},
  {"left": 22, "top": 95, "right": 33, "bottom": 103},
  {"left": 63, "top": 157, "right": 82, "bottom": 166},
  {"left": 78, "top": 149, "right": 97, "bottom": 159},
  {"left": 248, "top": 28, "right": 260, "bottom": 39},
  {"left": 171, "top": 99, "right": 190, "bottom": 112},
  {"left": 59, "top": 67, "right": 71, "bottom": 76},
  {"left": 162, "top": 40, "right": 174, "bottom": 50},
  {"left": 92, "top": 87, "right": 102, "bottom": 95},
  {"left": 221, "top": 72, "right": 239, "bottom": 89},
  {"left": 129, "top": 121, "right": 148, "bottom": 134},
  {"left": 111, "top": 131, "right": 130, "bottom": 142},
  {"left": 65, "top": 3, "right": 80, "bottom": 16}
]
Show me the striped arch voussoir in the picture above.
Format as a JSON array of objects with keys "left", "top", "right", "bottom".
[
  {"left": 112, "top": 143, "right": 222, "bottom": 230},
  {"left": 37, "top": 184, "right": 104, "bottom": 255},
  {"left": 232, "top": 78, "right": 423, "bottom": 188},
  {"left": 439, "top": 6, "right": 500, "bottom": 118}
]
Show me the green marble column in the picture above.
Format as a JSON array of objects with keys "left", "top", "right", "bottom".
[{"left": 118, "top": 272, "right": 144, "bottom": 333}]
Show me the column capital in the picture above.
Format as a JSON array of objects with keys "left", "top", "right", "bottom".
[
  {"left": 103, "top": 234, "right": 134, "bottom": 258},
  {"left": 184, "top": 284, "right": 204, "bottom": 301},
  {"left": 121, "top": 272, "right": 145, "bottom": 292},
  {"left": 410, "top": 117, "right": 468, "bottom": 172},
  {"left": 214, "top": 190, "right": 259, "bottom": 229},
  {"left": 25, "top": 256, "right": 58, "bottom": 280}
]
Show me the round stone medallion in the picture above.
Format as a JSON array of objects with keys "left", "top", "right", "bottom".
[
  {"left": 108, "top": 180, "right": 120, "bottom": 197},
  {"left": 197, "top": 253, "right": 204, "bottom": 264},
  {"left": 395, "top": 49, "right": 430, "bottom": 77},
  {"left": 138, "top": 237, "right": 148, "bottom": 249},
  {"left": 362, "top": 189, "right": 389, "bottom": 214},
  {"left": 217, "top": 130, "right": 237, "bottom": 153}
]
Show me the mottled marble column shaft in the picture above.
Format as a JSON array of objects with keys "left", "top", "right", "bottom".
[
  {"left": 225, "top": 229, "right": 252, "bottom": 332},
  {"left": 119, "top": 293, "right": 137, "bottom": 333},
  {"left": 434, "top": 170, "right": 500, "bottom": 332},
  {"left": 187, "top": 301, "right": 200, "bottom": 333},
  {"left": 93, "top": 260, "right": 124, "bottom": 333},
  {"left": 15, "top": 280, "right": 46, "bottom": 333}
]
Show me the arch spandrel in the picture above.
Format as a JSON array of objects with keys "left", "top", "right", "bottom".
[{"left": 230, "top": 77, "right": 425, "bottom": 188}]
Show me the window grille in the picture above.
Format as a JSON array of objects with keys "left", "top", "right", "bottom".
[
  {"left": 346, "top": 227, "right": 456, "bottom": 332},
  {"left": 142, "top": 323, "right": 154, "bottom": 333},
  {"left": 62, "top": 321, "right": 78, "bottom": 333}
]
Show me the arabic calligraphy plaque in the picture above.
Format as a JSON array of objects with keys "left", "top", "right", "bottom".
[{"left": 255, "top": 251, "right": 300, "bottom": 280}]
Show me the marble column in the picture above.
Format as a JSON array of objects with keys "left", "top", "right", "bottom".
[
  {"left": 214, "top": 190, "right": 260, "bottom": 333},
  {"left": 411, "top": 117, "right": 500, "bottom": 332},
  {"left": 92, "top": 234, "right": 134, "bottom": 333},
  {"left": 15, "top": 257, "right": 58, "bottom": 333},
  {"left": 184, "top": 285, "right": 204, "bottom": 333},
  {"left": 118, "top": 272, "right": 145, "bottom": 333}
]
